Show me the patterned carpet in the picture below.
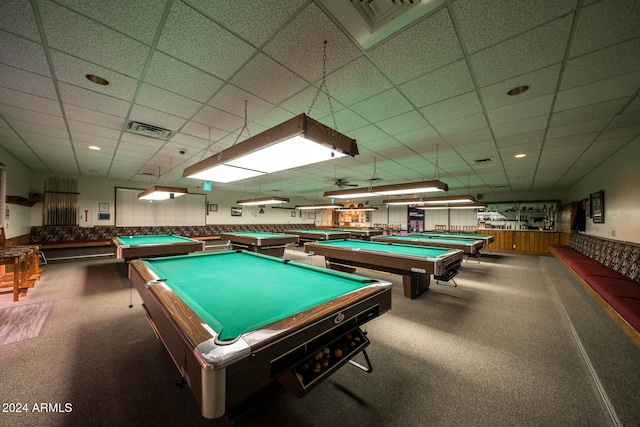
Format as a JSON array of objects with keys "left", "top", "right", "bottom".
[{"left": 0, "top": 300, "right": 55, "bottom": 345}]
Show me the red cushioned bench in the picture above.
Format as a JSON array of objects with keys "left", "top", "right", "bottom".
[{"left": 549, "top": 234, "right": 640, "bottom": 347}]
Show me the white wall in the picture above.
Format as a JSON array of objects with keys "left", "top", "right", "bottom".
[
  {"left": 565, "top": 138, "right": 640, "bottom": 243},
  {"left": 1, "top": 145, "right": 33, "bottom": 238}
]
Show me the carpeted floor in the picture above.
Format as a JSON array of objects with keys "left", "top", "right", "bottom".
[{"left": 0, "top": 248, "right": 638, "bottom": 427}]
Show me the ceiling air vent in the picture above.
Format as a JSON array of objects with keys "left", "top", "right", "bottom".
[
  {"left": 126, "top": 121, "right": 172, "bottom": 140},
  {"left": 474, "top": 158, "right": 494, "bottom": 164},
  {"left": 351, "top": 0, "right": 421, "bottom": 31}
]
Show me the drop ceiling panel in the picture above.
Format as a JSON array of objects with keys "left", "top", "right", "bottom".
[
  {"left": 157, "top": 1, "right": 255, "bottom": 80},
  {"left": 376, "top": 111, "right": 429, "bottom": 135},
  {"left": 487, "top": 95, "right": 554, "bottom": 126},
  {"left": 136, "top": 83, "right": 203, "bottom": 119},
  {"left": 479, "top": 64, "right": 561, "bottom": 109},
  {"left": 54, "top": 0, "right": 166, "bottom": 45},
  {"left": 325, "top": 56, "right": 394, "bottom": 107},
  {"left": 433, "top": 113, "right": 489, "bottom": 137},
  {"left": 368, "top": 8, "right": 463, "bottom": 85},
  {"left": 38, "top": 1, "right": 149, "bottom": 76},
  {"left": 400, "top": 60, "right": 475, "bottom": 108},
  {"left": 492, "top": 115, "right": 549, "bottom": 138},
  {"left": 0, "top": 31, "right": 51, "bottom": 76},
  {"left": 469, "top": 15, "right": 573, "bottom": 87},
  {"left": 0, "top": 0, "right": 40, "bottom": 40},
  {"left": 58, "top": 82, "right": 130, "bottom": 117},
  {"left": 420, "top": 92, "right": 482, "bottom": 125},
  {"left": 184, "top": 0, "right": 306, "bottom": 47},
  {"left": 351, "top": 89, "right": 414, "bottom": 123},
  {"left": 64, "top": 106, "right": 125, "bottom": 131},
  {"left": 545, "top": 118, "right": 610, "bottom": 140},
  {"left": 452, "top": 0, "right": 578, "bottom": 54},
  {"left": 263, "top": 3, "right": 361, "bottom": 83},
  {"left": 0, "top": 106, "right": 66, "bottom": 129},
  {"left": 230, "top": 53, "right": 309, "bottom": 105},
  {"left": 554, "top": 71, "right": 640, "bottom": 111},
  {"left": 50, "top": 50, "right": 139, "bottom": 102},
  {"left": 561, "top": 39, "right": 640, "bottom": 91},
  {"left": 0, "top": 64, "right": 57, "bottom": 100},
  {"left": 569, "top": 0, "right": 640, "bottom": 57},
  {"left": 0, "top": 87, "right": 62, "bottom": 116},
  {"left": 550, "top": 98, "right": 627, "bottom": 127}
]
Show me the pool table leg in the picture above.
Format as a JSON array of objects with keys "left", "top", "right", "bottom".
[{"left": 402, "top": 271, "right": 430, "bottom": 299}]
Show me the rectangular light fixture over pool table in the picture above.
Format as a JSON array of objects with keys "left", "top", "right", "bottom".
[
  {"left": 138, "top": 185, "right": 189, "bottom": 201},
  {"left": 324, "top": 180, "right": 448, "bottom": 199},
  {"left": 183, "top": 113, "right": 358, "bottom": 183}
]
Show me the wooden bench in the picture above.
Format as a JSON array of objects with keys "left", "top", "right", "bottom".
[{"left": 549, "top": 234, "right": 640, "bottom": 347}]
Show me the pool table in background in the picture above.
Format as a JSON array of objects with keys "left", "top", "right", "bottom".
[
  {"left": 373, "top": 234, "right": 485, "bottom": 260},
  {"left": 128, "top": 251, "right": 392, "bottom": 419},
  {"left": 284, "top": 229, "right": 351, "bottom": 244},
  {"left": 329, "top": 228, "right": 384, "bottom": 240},
  {"left": 413, "top": 231, "right": 495, "bottom": 245},
  {"left": 220, "top": 231, "right": 298, "bottom": 257},
  {"left": 111, "top": 234, "right": 204, "bottom": 261},
  {"left": 305, "top": 239, "right": 463, "bottom": 299}
]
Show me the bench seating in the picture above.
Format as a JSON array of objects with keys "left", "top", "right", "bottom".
[
  {"left": 30, "top": 224, "right": 316, "bottom": 248},
  {"left": 549, "top": 234, "right": 640, "bottom": 347}
]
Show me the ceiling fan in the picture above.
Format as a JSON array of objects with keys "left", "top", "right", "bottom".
[{"left": 334, "top": 178, "right": 358, "bottom": 188}]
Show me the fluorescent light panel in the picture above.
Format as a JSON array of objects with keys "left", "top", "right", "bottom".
[
  {"left": 324, "top": 180, "right": 448, "bottom": 199},
  {"left": 295, "top": 204, "right": 343, "bottom": 210},
  {"left": 184, "top": 114, "right": 358, "bottom": 183},
  {"left": 417, "top": 203, "right": 486, "bottom": 210},
  {"left": 138, "top": 185, "right": 188, "bottom": 201},
  {"left": 236, "top": 196, "right": 289, "bottom": 206},
  {"left": 383, "top": 194, "right": 475, "bottom": 205}
]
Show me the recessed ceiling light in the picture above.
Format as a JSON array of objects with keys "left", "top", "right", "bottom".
[
  {"left": 507, "top": 85, "right": 529, "bottom": 96},
  {"left": 86, "top": 74, "right": 109, "bottom": 85},
  {"left": 514, "top": 153, "right": 526, "bottom": 158},
  {"left": 88, "top": 145, "right": 101, "bottom": 150}
]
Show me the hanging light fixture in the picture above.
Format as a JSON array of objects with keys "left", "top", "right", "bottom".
[
  {"left": 139, "top": 164, "right": 188, "bottom": 201},
  {"left": 184, "top": 42, "right": 357, "bottom": 183},
  {"left": 324, "top": 180, "right": 448, "bottom": 199},
  {"left": 237, "top": 196, "right": 289, "bottom": 206},
  {"left": 382, "top": 194, "right": 476, "bottom": 205},
  {"left": 295, "top": 203, "right": 343, "bottom": 210},
  {"left": 138, "top": 185, "right": 189, "bottom": 201},
  {"left": 417, "top": 203, "right": 486, "bottom": 210}
]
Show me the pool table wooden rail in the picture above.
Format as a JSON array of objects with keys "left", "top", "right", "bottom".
[
  {"left": 112, "top": 236, "right": 204, "bottom": 260},
  {"left": 305, "top": 241, "right": 463, "bottom": 299}
]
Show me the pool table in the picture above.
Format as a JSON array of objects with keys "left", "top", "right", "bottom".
[
  {"left": 128, "top": 250, "right": 392, "bottom": 419},
  {"left": 414, "top": 231, "right": 494, "bottom": 245},
  {"left": 305, "top": 239, "right": 463, "bottom": 299},
  {"left": 111, "top": 234, "right": 204, "bottom": 261},
  {"left": 329, "top": 228, "right": 384, "bottom": 240},
  {"left": 284, "top": 229, "right": 351, "bottom": 244},
  {"left": 220, "top": 231, "right": 298, "bottom": 257},
  {"left": 373, "top": 234, "right": 485, "bottom": 258}
]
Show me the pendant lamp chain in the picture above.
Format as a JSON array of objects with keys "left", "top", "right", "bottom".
[{"left": 307, "top": 40, "right": 338, "bottom": 133}]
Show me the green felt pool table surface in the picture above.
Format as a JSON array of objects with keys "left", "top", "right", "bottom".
[
  {"left": 308, "top": 238, "right": 458, "bottom": 258},
  {"left": 140, "top": 251, "right": 377, "bottom": 342},
  {"left": 221, "top": 231, "right": 295, "bottom": 239},
  {"left": 115, "top": 234, "right": 197, "bottom": 245},
  {"left": 377, "top": 235, "right": 480, "bottom": 246}
]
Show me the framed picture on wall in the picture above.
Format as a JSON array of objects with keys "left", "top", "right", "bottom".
[
  {"left": 308, "top": 212, "right": 316, "bottom": 219},
  {"left": 209, "top": 203, "right": 218, "bottom": 212},
  {"left": 590, "top": 191, "right": 604, "bottom": 223},
  {"left": 291, "top": 211, "right": 297, "bottom": 217},
  {"left": 99, "top": 203, "right": 109, "bottom": 212},
  {"left": 231, "top": 207, "right": 242, "bottom": 217}
]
